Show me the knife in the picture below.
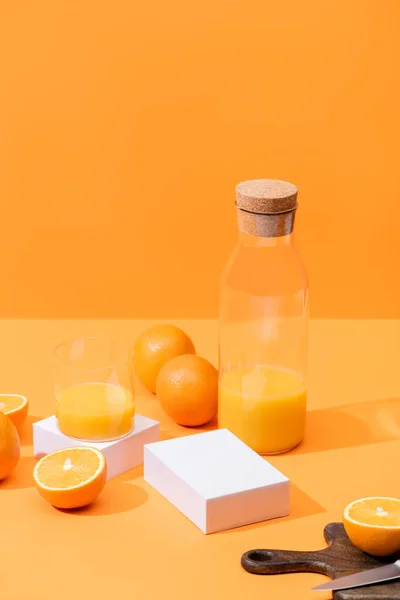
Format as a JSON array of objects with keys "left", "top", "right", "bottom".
[{"left": 312, "top": 560, "right": 400, "bottom": 591}]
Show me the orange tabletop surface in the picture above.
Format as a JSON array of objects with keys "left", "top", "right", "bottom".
[{"left": 1, "top": 318, "right": 399, "bottom": 600}]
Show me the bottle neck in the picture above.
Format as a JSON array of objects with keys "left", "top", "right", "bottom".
[
  {"left": 239, "top": 231, "right": 294, "bottom": 247},
  {"left": 236, "top": 208, "right": 296, "bottom": 242}
]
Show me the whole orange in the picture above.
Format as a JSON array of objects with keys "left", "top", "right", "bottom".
[
  {"left": 134, "top": 325, "right": 195, "bottom": 393},
  {"left": 0, "top": 412, "right": 20, "bottom": 480},
  {"left": 156, "top": 354, "right": 218, "bottom": 426}
]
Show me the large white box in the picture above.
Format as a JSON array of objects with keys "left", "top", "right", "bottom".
[
  {"left": 33, "top": 414, "right": 160, "bottom": 480},
  {"left": 144, "top": 428, "right": 290, "bottom": 534}
]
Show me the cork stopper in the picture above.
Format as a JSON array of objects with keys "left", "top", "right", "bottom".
[
  {"left": 235, "top": 179, "right": 298, "bottom": 237},
  {"left": 236, "top": 179, "right": 298, "bottom": 214}
]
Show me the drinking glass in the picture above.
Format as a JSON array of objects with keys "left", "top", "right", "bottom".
[{"left": 54, "top": 337, "right": 135, "bottom": 442}]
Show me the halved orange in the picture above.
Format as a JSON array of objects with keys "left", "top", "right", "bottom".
[
  {"left": 33, "top": 447, "right": 107, "bottom": 509},
  {"left": 0, "top": 412, "right": 20, "bottom": 480},
  {"left": 0, "top": 394, "right": 28, "bottom": 434},
  {"left": 344, "top": 497, "right": 400, "bottom": 556}
]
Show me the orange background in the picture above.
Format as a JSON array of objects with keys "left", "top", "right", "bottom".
[{"left": 1, "top": 0, "right": 399, "bottom": 319}]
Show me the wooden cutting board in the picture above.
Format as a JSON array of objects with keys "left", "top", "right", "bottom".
[{"left": 241, "top": 523, "right": 400, "bottom": 599}]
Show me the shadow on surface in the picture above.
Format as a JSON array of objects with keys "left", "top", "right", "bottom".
[
  {"left": 159, "top": 416, "right": 218, "bottom": 441},
  {"left": 292, "top": 397, "right": 400, "bottom": 455},
  {"left": 0, "top": 456, "right": 36, "bottom": 490},
  {"left": 58, "top": 482, "right": 148, "bottom": 516},
  {"left": 221, "top": 483, "right": 325, "bottom": 534},
  {"left": 160, "top": 428, "right": 174, "bottom": 441},
  {"left": 20, "top": 415, "right": 42, "bottom": 446},
  {"left": 287, "top": 484, "right": 326, "bottom": 522},
  {"left": 150, "top": 398, "right": 400, "bottom": 455},
  {"left": 113, "top": 464, "right": 143, "bottom": 483}
]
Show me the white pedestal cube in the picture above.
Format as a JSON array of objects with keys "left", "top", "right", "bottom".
[
  {"left": 33, "top": 414, "right": 160, "bottom": 480},
  {"left": 144, "top": 428, "right": 290, "bottom": 533}
]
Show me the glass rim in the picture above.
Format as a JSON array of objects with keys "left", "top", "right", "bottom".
[{"left": 53, "top": 336, "right": 128, "bottom": 370}]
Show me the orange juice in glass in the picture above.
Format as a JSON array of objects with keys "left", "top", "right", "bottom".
[{"left": 54, "top": 337, "right": 135, "bottom": 442}]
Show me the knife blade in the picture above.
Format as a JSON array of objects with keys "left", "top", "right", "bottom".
[{"left": 312, "top": 560, "right": 400, "bottom": 591}]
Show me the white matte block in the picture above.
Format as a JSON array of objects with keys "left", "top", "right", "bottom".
[
  {"left": 144, "top": 428, "right": 290, "bottom": 534},
  {"left": 33, "top": 414, "right": 160, "bottom": 480}
]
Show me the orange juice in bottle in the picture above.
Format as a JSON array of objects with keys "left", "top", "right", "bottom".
[{"left": 218, "top": 180, "right": 308, "bottom": 454}]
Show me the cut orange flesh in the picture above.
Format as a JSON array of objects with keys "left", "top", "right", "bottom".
[
  {"left": 0, "top": 394, "right": 28, "bottom": 434},
  {"left": 344, "top": 497, "right": 400, "bottom": 556},
  {"left": 33, "top": 447, "right": 107, "bottom": 509}
]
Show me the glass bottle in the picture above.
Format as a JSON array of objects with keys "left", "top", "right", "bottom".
[{"left": 218, "top": 179, "right": 308, "bottom": 454}]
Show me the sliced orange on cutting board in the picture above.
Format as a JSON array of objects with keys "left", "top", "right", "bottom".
[
  {"left": 344, "top": 497, "right": 400, "bottom": 556},
  {"left": 34, "top": 447, "right": 107, "bottom": 509},
  {"left": 0, "top": 394, "right": 28, "bottom": 434}
]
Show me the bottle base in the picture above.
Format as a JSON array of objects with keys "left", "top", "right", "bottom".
[{"left": 259, "top": 439, "right": 303, "bottom": 456}]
